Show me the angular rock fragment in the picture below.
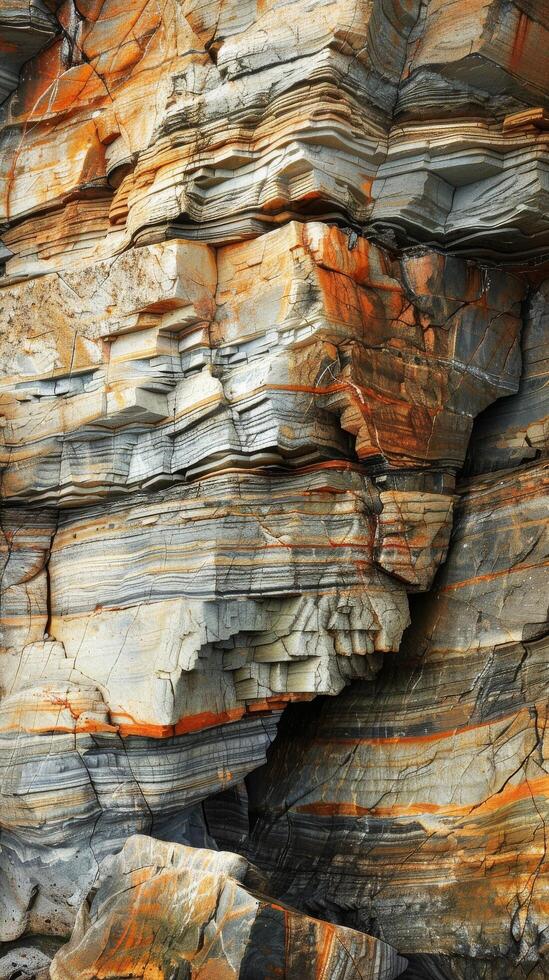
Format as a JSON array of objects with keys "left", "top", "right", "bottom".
[
  {"left": 50, "top": 835, "right": 407, "bottom": 979},
  {"left": 0, "top": 704, "right": 279, "bottom": 939},
  {"left": 374, "top": 489, "right": 454, "bottom": 589}
]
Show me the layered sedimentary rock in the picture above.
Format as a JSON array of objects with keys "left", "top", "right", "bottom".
[
  {"left": 50, "top": 835, "right": 407, "bottom": 979},
  {"left": 0, "top": 2, "right": 58, "bottom": 106},
  {"left": 0, "top": 0, "right": 548, "bottom": 976},
  {"left": 231, "top": 278, "right": 549, "bottom": 979},
  {"left": 244, "top": 457, "right": 549, "bottom": 978},
  {"left": 467, "top": 278, "right": 549, "bottom": 474},
  {"left": 0, "top": 0, "right": 548, "bottom": 275},
  {"left": 1, "top": 229, "right": 525, "bottom": 957},
  {"left": 0, "top": 223, "right": 524, "bottom": 505}
]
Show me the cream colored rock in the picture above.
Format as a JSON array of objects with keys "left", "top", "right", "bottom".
[
  {"left": 374, "top": 490, "right": 454, "bottom": 589},
  {"left": 0, "top": 224, "right": 524, "bottom": 505}
]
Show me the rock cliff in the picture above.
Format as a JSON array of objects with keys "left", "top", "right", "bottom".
[{"left": 0, "top": 0, "right": 547, "bottom": 977}]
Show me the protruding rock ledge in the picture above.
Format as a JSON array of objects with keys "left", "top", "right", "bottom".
[{"left": 0, "top": 224, "right": 524, "bottom": 506}]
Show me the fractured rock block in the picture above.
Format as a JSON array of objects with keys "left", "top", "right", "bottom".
[
  {"left": 50, "top": 835, "right": 407, "bottom": 979},
  {"left": 1, "top": 0, "right": 548, "bottom": 266},
  {"left": 0, "top": 224, "right": 525, "bottom": 505},
  {"left": 7, "top": 469, "right": 410, "bottom": 726},
  {"left": 374, "top": 489, "right": 454, "bottom": 589},
  {"left": 397, "top": 0, "right": 549, "bottom": 118},
  {"left": 467, "top": 277, "right": 549, "bottom": 473}
]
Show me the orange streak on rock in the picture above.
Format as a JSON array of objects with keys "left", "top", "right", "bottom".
[
  {"left": 9, "top": 696, "right": 309, "bottom": 738},
  {"left": 315, "top": 918, "right": 336, "bottom": 979},
  {"left": 313, "top": 710, "right": 535, "bottom": 747},
  {"left": 440, "top": 559, "right": 547, "bottom": 592},
  {"left": 296, "top": 775, "right": 549, "bottom": 819},
  {"left": 510, "top": 11, "right": 530, "bottom": 72},
  {"left": 115, "top": 707, "right": 247, "bottom": 737}
]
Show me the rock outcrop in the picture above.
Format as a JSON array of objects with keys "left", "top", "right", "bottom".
[
  {"left": 0, "top": 2, "right": 58, "bottom": 106},
  {"left": 244, "top": 458, "right": 549, "bottom": 978},
  {"left": 0, "top": 0, "right": 547, "bottom": 977},
  {"left": 1, "top": 0, "right": 548, "bottom": 268}
]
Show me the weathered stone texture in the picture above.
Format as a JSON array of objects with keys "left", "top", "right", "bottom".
[
  {"left": 244, "top": 460, "right": 549, "bottom": 978},
  {"left": 0, "top": 0, "right": 548, "bottom": 270},
  {"left": 50, "top": 835, "right": 407, "bottom": 979},
  {"left": 0, "top": 0, "right": 547, "bottom": 977},
  {"left": 0, "top": 1, "right": 58, "bottom": 106},
  {"left": 467, "top": 278, "right": 549, "bottom": 474}
]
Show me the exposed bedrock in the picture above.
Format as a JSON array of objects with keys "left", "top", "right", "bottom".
[
  {"left": 466, "top": 276, "right": 549, "bottom": 475},
  {"left": 0, "top": 224, "right": 524, "bottom": 504},
  {"left": 0, "top": 0, "right": 548, "bottom": 269},
  {"left": 243, "top": 459, "right": 549, "bottom": 978},
  {"left": 0, "top": 0, "right": 548, "bottom": 976},
  {"left": 0, "top": 2, "right": 58, "bottom": 107},
  {"left": 0, "top": 462, "right": 440, "bottom": 944},
  {"left": 0, "top": 239, "right": 529, "bottom": 954},
  {"left": 0, "top": 712, "right": 279, "bottom": 941}
]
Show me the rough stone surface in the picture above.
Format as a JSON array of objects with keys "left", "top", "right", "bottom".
[
  {"left": 244, "top": 460, "right": 549, "bottom": 978},
  {"left": 0, "top": 0, "right": 548, "bottom": 269},
  {"left": 0, "top": 1, "right": 58, "bottom": 107},
  {"left": 49, "top": 835, "right": 407, "bottom": 979},
  {"left": 466, "top": 279, "right": 549, "bottom": 474},
  {"left": 0, "top": 0, "right": 547, "bottom": 977}
]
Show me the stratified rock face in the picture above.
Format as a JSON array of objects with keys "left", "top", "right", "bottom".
[
  {"left": 0, "top": 227, "right": 524, "bottom": 952},
  {"left": 0, "top": 709, "right": 279, "bottom": 939},
  {"left": 0, "top": 224, "right": 524, "bottom": 504},
  {"left": 49, "top": 835, "right": 407, "bottom": 979},
  {"left": 0, "top": 0, "right": 547, "bottom": 977},
  {"left": 245, "top": 458, "right": 549, "bottom": 977},
  {"left": 0, "top": 1, "right": 58, "bottom": 106},
  {"left": 0, "top": 0, "right": 548, "bottom": 272}
]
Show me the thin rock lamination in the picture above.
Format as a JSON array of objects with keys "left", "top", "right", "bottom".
[
  {"left": 0, "top": 222, "right": 526, "bottom": 955},
  {"left": 0, "top": 223, "right": 524, "bottom": 504},
  {"left": 0, "top": 0, "right": 547, "bottom": 269},
  {"left": 243, "top": 435, "right": 549, "bottom": 976}
]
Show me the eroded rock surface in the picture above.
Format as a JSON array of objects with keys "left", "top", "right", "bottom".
[
  {"left": 49, "top": 835, "right": 407, "bottom": 979},
  {"left": 0, "top": 1, "right": 58, "bottom": 107},
  {"left": 1, "top": 0, "right": 548, "bottom": 267},
  {"left": 0, "top": 0, "right": 547, "bottom": 976},
  {"left": 244, "top": 458, "right": 549, "bottom": 978}
]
